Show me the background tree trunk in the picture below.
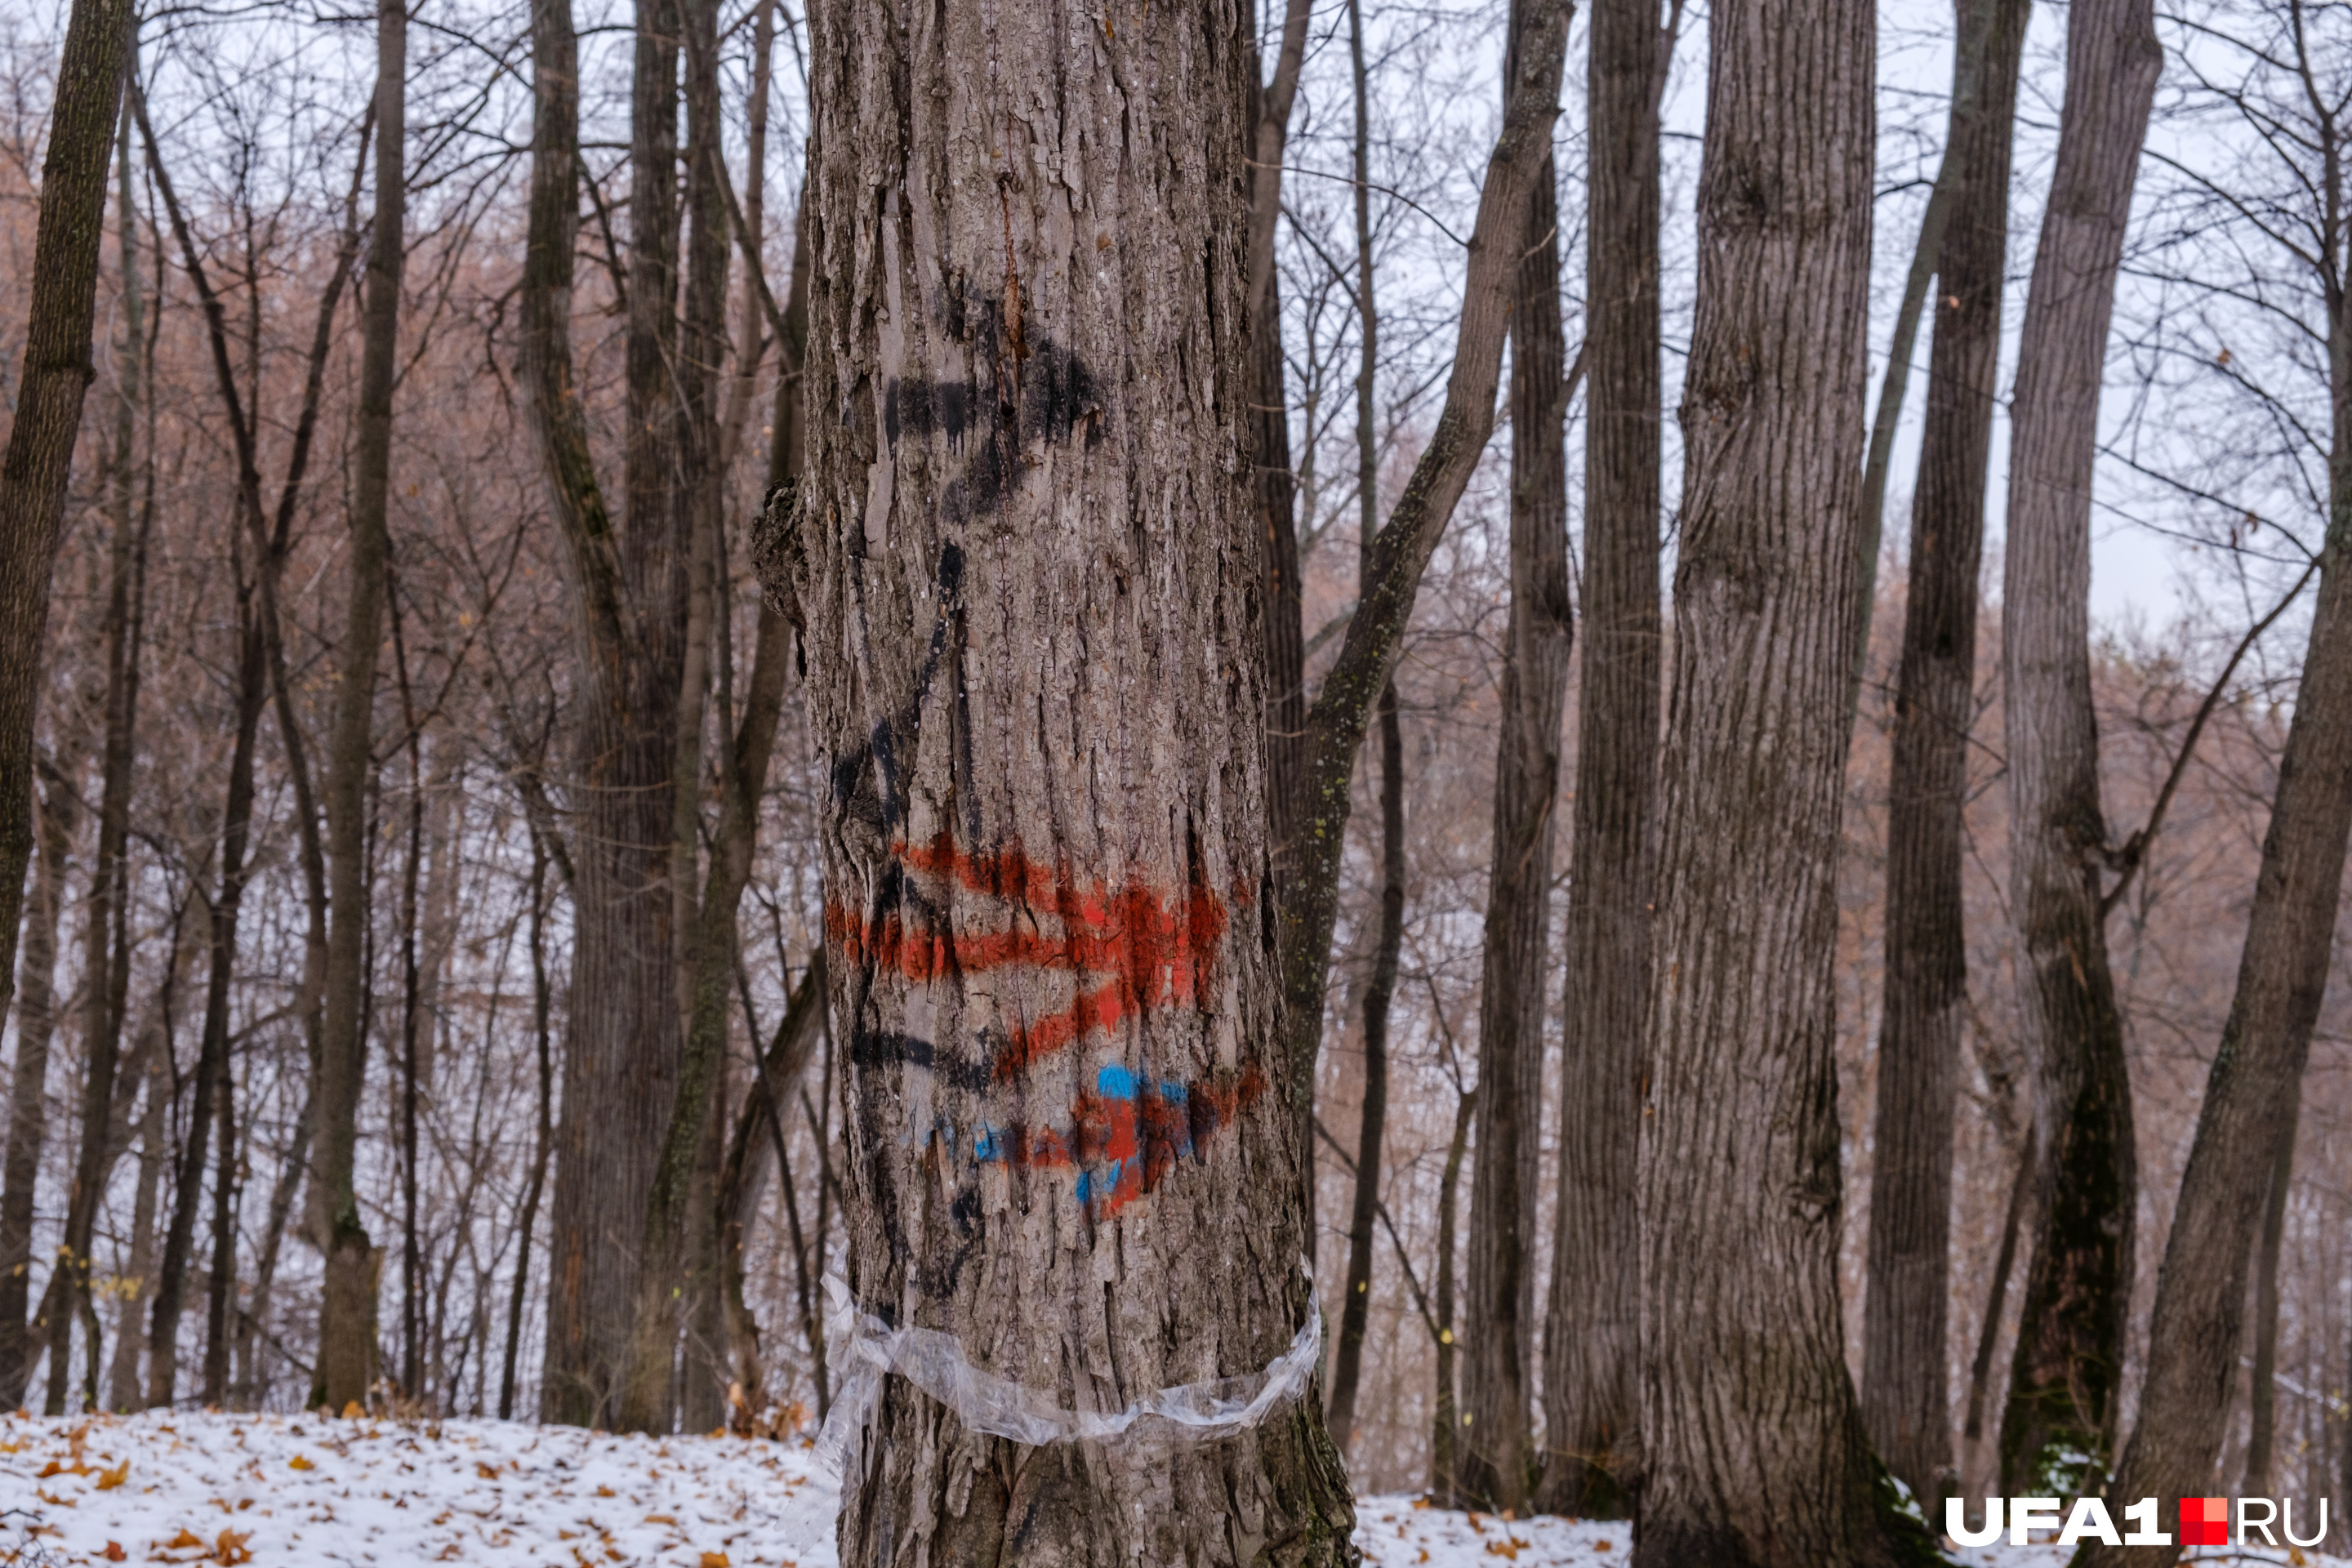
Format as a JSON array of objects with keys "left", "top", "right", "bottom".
[
  {"left": 1535, "top": 0, "right": 1665, "bottom": 1520},
  {"left": 522, "top": 0, "right": 691, "bottom": 1430},
  {"left": 1251, "top": 0, "right": 1313, "bottom": 931},
  {"left": 0, "top": 0, "right": 136, "bottom": 1055},
  {"left": 1328, "top": 687, "right": 1399, "bottom": 1454},
  {"left": 1429, "top": 1085, "right": 1473, "bottom": 1503},
  {"left": 311, "top": 0, "right": 405, "bottom": 1414},
  {"left": 1459, "top": 0, "right": 1575, "bottom": 1509},
  {"left": 3, "top": 757, "right": 78, "bottom": 1408},
  {"left": 2238, "top": 1110, "right": 2296, "bottom": 1497},
  {"left": 1326, "top": 0, "right": 1397, "bottom": 1459},
  {"left": 1994, "top": 0, "right": 2160, "bottom": 1497},
  {"left": 781, "top": 0, "right": 1356, "bottom": 1554},
  {"left": 1633, "top": 1, "right": 1911, "bottom": 1561},
  {"left": 1859, "top": 0, "right": 2029, "bottom": 1515}
]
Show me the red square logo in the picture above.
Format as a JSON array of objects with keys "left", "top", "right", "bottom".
[{"left": 2180, "top": 1497, "right": 2230, "bottom": 1548}]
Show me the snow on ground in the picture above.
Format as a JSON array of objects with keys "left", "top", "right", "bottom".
[
  {"left": 1, "top": 1410, "right": 835, "bottom": 1567},
  {"left": 0, "top": 1411, "right": 2341, "bottom": 1567}
]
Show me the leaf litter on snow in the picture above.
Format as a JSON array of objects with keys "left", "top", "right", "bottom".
[
  {"left": 20, "top": 1411, "right": 2335, "bottom": 1566},
  {"left": 1, "top": 1410, "right": 835, "bottom": 1566}
]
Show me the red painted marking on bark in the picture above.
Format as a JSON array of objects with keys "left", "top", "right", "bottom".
[
  {"left": 826, "top": 833, "right": 1228, "bottom": 1080},
  {"left": 975, "top": 1064, "right": 1267, "bottom": 1218}
]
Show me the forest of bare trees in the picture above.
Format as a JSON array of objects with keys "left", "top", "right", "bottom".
[{"left": 2, "top": 0, "right": 2351, "bottom": 1561}]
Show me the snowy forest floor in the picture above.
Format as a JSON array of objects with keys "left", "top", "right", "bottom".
[{"left": 0, "top": 1410, "right": 2336, "bottom": 1567}]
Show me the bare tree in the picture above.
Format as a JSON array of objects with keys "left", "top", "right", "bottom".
[
  {"left": 1860, "top": 0, "right": 2029, "bottom": 1514},
  {"left": 1994, "top": 0, "right": 2160, "bottom": 1496},
  {"left": 1537, "top": 0, "right": 1673, "bottom": 1518},
  {"left": 1326, "top": 0, "right": 1401, "bottom": 1459},
  {"left": 314, "top": 0, "right": 408, "bottom": 1414},
  {"left": 1458, "top": 0, "right": 1576, "bottom": 1512},
  {"left": 2078, "top": 6, "right": 2352, "bottom": 1555},
  {"left": 1633, "top": 0, "right": 1918, "bottom": 1561}
]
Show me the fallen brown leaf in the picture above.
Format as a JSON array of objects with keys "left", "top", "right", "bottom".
[
  {"left": 96, "top": 1457, "right": 129, "bottom": 1490},
  {"left": 288, "top": 1454, "right": 315, "bottom": 1471},
  {"left": 214, "top": 1527, "right": 254, "bottom": 1565},
  {"left": 102, "top": 1542, "right": 126, "bottom": 1561},
  {"left": 701, "top": 1553, "right": 731, "bottom": 1568}
]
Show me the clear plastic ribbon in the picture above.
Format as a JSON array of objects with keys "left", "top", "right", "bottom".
[{"left": 815, "top": 1259, "right": 1321, "bottom": 1477}]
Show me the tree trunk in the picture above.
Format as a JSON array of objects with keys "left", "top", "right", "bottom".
[
  {"left": 1430, "top": 1086, "right": 1473, "bottom": 1503},
  {"left": 2078, "top": 230, "right": 2352, "bottom": 1568},
  {"left": 1535, "top": 0, "right": 1664, "bottom": 1520},
  {"left": 1459, "top": 0, "right": 1575, "bottom": 1515},
  {"left": 1328, "top": 689, "right": 1399, "bottom": 1454},
  {"left": 106, "top": 1042, "right": 166, "bottom": 1410},
  {"left": 388, "top": 603, "right": 428, "bottom": 1399},
  {"left": 625, "top": 0, "right": 762, "bottom": 1432},
  {"left": 714, "top": 163, "right": 815, "bottom": 1427},
  {"left": 1250, "top": 0, "right": 1310, "bottom": 925},
  {"left": 0, "top": 0, "right": 136, "bottom": 1060},
  {"left": 2, "top": 758, "right": 78, "bottom": 1409},
  {"left": 202, "top": 1034, "right": 242, "bottom": 1405},
  {"left": 314, "top": 0, "right": 404, "bottom": 1414},
  {"left": 1634, "top": 2, "right": 1911, "bottom": 1562},
  {"left": 777, "top": 0, "right": 1358, "bottom": 1554},
  {"left": 1859, "top": 0, "right": 2028, "bottom": 1516},
  {"left": 2239, "top": 1107, "right": 2296, "bottom": 1498},
  {"left": 1325, "top": 0, "right": 1396, "bottom": 1459},
  {"left": 500, "top": 829, "right": 556, "bottom": 1422},
  {"left": 1993, "top": 0, "right": 2159, "bottom": 1499},
  {"left": 522, "top": 0, "right": 690, "bottom": 1429},
  {"left": 1274, "top": 0, "right": 1572, "bottom": 1192}
]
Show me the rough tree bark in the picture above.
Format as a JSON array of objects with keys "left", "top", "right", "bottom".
[
  {"left": 1633, "top": 2, "right": 1920, "bottom": 1563},
  {"left": 0, "top": 0, "right": 136, "bottom": 1061},
  {"left": 1275, "top": 0, "right": 1572, "bottom": 1180},
  {"left": 1993, "top": 0, "right": 2159, "bottom": 1499},
  {"left": 1459, "top": 0, "right": 1575, "bottom": 1515},
  {"left": 769, "top": 0, "right": 1361, "bottom": 1556},
  {"left": 521, "top": 0, "right": 691, "bottom": 1429},
  {"left": 1858, "top": 0, "right": 2028, "bottom": 1515},
  {"left": 313, "top": 0, "right": 406, "bottom": 1414},
  {"left": 1535, "top": 0, "right": 1668, "bottom": 1518}
]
